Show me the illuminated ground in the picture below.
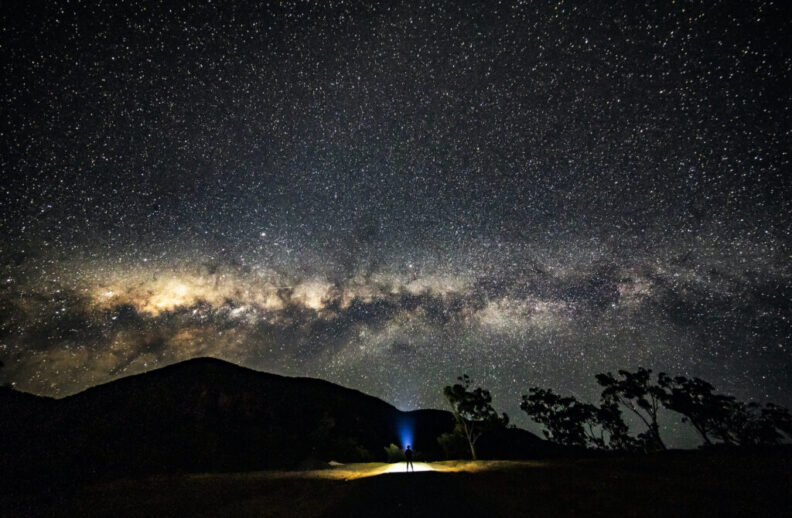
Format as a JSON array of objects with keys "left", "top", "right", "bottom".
[
  {"left": 294, "top": 460, "right": 535, "bottom": 480},
  {"left": 380, "top": 461, "right": 434, "bottom": 474},
  {"left": 4, "top": 454, "right": 790, "bottom": 517}
]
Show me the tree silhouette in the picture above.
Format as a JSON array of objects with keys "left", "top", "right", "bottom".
[
  {"left": 710, "top": 400, "right": 791, "bottom": 446},
  {"left": 657, "top": 374, "right": 792, "bottom": 447},
  {"left": 443, "top": 374, "right": 507, "bottom": 460},
  {"left": 520, "top": 388, "right": 639, "bottom": 450},
  {"left": 597, "top": 399, "right": 644, "bottom": 451},
  {"left": 520, "top": 367, "right": 791, "bottom": 451},
  {"left": 763, "top": 403, "right": 792, "bottom": 441},
  {"left": 520, "top": 388, "right": 599, "bottom": 447},
  {"left": 596, "top": 368, "right": 667, "bottom": 451},
  {"left": 658, "top": 374, "right": 733, "bottom": 446}
]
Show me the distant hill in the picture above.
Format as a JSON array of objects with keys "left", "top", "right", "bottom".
[{"left": 0, "top": 358, "right": 556, "bottom": 489}]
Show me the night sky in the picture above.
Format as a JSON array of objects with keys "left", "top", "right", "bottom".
[{"left": 1, "top": 1, "right": 791, "bottom": 446}]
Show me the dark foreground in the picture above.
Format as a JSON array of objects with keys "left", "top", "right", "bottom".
[{"left": 4, "top": 452, "right": 791, "bottom": 517}]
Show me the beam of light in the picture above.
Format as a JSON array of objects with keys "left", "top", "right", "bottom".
[{"left": 398, "top": 426, "right": 413, "bottom": 451}]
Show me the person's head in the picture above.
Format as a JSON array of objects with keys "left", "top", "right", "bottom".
[{"left": 406, "top": 445, "right": 411, "bottom": 450}]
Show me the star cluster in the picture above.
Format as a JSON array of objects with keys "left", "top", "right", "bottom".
[{"left": 1, "top": 1, "right": 790, "bottom": 445}]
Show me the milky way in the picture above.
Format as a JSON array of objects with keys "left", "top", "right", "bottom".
[{"left": 1, "top": 1, "right": 791, "bottom": 446}]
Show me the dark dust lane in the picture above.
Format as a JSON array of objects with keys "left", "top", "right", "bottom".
[{"left": 320, "top": 472, "right": 500, "bottom": 518}]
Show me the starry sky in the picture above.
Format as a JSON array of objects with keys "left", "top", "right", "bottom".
[{"left": 1, "top": 1, "right": 791, "bottom": 446}]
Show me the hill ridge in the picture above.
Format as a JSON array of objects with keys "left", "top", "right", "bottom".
[
  {"left": 61, "top": 356, "right": 411, "bottom": 414},
  {"left": 1, "top": 357, "right": 555, "bottom": 491}
]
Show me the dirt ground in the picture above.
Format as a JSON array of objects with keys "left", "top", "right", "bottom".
[{"left": 4, "top": 453, "right": 791, "bottom": 517}]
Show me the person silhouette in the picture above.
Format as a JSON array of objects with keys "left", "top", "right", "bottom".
[{"left": 405, "top": 445, "right": 414, "bottom": 472}]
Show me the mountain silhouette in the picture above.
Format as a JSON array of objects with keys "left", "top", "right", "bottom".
[{"left": 1, "top": 358, "right": 555, "bottom": 490}]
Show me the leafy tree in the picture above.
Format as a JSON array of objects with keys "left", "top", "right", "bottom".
[
  {"left": 658, "top": 374, "right": 792, "bottom": 447},
  {"left": 597, "top": 399, "right": 644, "bottom": 451},
  {"left": 520, "top": 388, "right": 639, "bottom": 450},
  {"left": 443, "top": 374, "right": 507, "bottom": 460},
  {"left": 711, "top": 400, "right": 791, "bottom": 447},
  {"left": 520, "top": 367, "right": 791, "bottom": 452},
  {"left": 658, "top": 374, "right": 734, "bottom": 446},
  {"left": 384, "top": 443, "right": 405, "bottom": 462},
  {"left": 763, "top": 403, "right": 792, "bottom": 441},
  {"left": 596, "top": 368, "right": 667, "bottom": 451},
  {"left": 437, "top": 425, "right": 470, "bottom": 459},
  {"left": 520, "top": 388, "right": 598, "bottom": 447}
]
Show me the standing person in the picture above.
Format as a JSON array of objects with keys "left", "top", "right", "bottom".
[{"left": 405, "top": 445, "right": 414, "bottom": 472}]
